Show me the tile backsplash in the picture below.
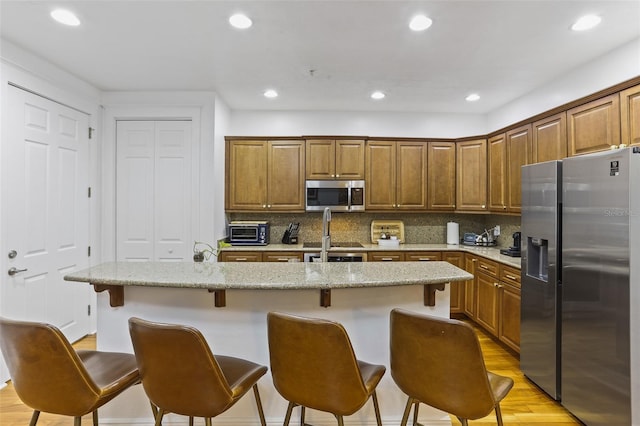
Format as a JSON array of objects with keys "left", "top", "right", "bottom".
[{"left": 229, "top": 212, "right": 520, "bottom": 248}]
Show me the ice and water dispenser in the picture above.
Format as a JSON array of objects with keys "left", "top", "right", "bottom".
[{"left": 527, "top": 237, "right": 549, "bottom": 282}]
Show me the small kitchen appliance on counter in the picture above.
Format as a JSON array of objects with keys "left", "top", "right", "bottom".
[
  {"left": 228, "top": 221, "right": 269, "bottom": 245},
  {"left": 500, "top": 231, "right": 521, "bottom": 257}
]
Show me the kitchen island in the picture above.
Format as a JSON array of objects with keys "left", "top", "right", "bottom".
[{"left": 65, "top": 261, "right": 472, "bottom": 426}]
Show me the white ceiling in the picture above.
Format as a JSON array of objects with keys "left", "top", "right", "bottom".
[{"left": 1, "top": 1, "right": 639, "bottom": 114}]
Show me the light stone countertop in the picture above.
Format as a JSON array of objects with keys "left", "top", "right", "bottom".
[
  {"left": 64, "top": 260, "right": 472, "bottom": 290},
  {"left": 222, "top": 243, "right": 522, "bottom": 269}
]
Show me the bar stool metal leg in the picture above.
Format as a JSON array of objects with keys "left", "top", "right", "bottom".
[
  {"left": 154, "top": 408, "right": 165, "bottom": 426},
  {"left": 29, "top": 410, "right": 40, "bottom": 426},
  {"left": 252, "top": 384, "right": 267, "bottom": 426},
  {"left": 372, "top": 391, "right": 383, "bottom": 426},
  {"left": 283, "top": 401, "right": 295, "bottom": 426},
  {"left": 495, "top": 404, "right": 505, "bottom": 426},
  {"left": 400, "top": 397, "right": 414, "bottom": 426},
  {"left": 74, "top": 416, "right": 81, "bottom": 426},
  {"left": 93, "top": 410, "right": 99, "bottom": 426}
]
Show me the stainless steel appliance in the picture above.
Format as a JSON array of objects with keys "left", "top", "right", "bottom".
[
  {"left": 561, "top": 148, "right": 638, "bottom": 426},
  {"left": 521, "top": 160, "right": 562, "bottom": 400},
  {"left": 228, "top": 221, "right": 269, "bottom": 245},
  {"left": 305, "top": 180, "right": 365, "bottom": 212},
  {"left": 303, "top": 252, "right": 366, "bottom": 262}
]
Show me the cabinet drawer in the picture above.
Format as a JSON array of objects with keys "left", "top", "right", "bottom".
[
  {"left": 500, "top": 265, "right": 521, "bottom": 288},
  {"left": 219, "top": 251, "right": 262, "bottom": 262},
  {"left": 263, "top": 252, "right": 303, "bottom": 262},
  {"left": 368, "top": 251, "right": 404, "bottom": 261},
  {"left": 476, "top": 257, "right": 499, "bottom": 277},
  {"left": 405, "top": 251, "right": 442, "bottom": 262}
]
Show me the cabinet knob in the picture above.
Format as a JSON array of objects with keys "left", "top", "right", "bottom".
[
  {"left": 262, "top": 205, "right": 266, "bottom": 208},
  {"left": 331, "top": 174, "right": 335, "bottom": 178},
  {"left": 503, "top": 205, "right": 507, "bottom": 209},
  {"left": 481, "top": 205, "right": 486, "bottom": 209},
  {"left": 336, "top": 174, "right": 340, "bottom": 177}
]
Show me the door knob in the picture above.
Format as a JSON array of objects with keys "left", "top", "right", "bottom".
[{"left": 8, "top": 267, "right": 27, "bottom": 276}]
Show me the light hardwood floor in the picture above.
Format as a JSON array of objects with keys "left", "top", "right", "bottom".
[{"left": 0, "top": 325, "right": 581, "bottom": 425}]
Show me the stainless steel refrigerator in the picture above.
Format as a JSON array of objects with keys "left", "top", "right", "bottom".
[
  {"left": 561, "top": 147, "right": 638, "bottom": 426},
  {"left": 521, "top": 160, "right": 562, "bottom": 401}
]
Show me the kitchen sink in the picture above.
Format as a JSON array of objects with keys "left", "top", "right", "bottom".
[{"left": 302, "top": 241, "right": 364, "bottom": 248}]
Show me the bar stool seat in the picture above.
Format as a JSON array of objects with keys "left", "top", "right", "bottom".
[
  {"left": 0, "top": 317, "right": 140, "bottom": 426},
  {"left": 389, "top": 308, "right": 514, "bottom": 426},
  {"left": 128, "top": 317, "right": 267, "bottom": 426},
  {"left": 267, "top": 311, "right": 386, "bottom": 426}
]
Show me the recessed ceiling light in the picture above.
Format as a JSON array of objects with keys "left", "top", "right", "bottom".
[
  {"left": 409, "top": 15, "right": 433, "bottom": 31},
  {"left": 571, "top": 14, "right": 601, "bottom": 31},
  {"left": 264, "top": 89, "right": 278, "bottom": 99},
  {"left": 229, "top": 13, "right": 252, "bottom": 29},
  {"left": 371, "top": 91, "right": 385, "bottom": 100},
  {"left": 50, "top": 9, "right": 80, "bottom": 26},
  {"left": 465, "top": 93, "right": 480, "bottom": 102}
]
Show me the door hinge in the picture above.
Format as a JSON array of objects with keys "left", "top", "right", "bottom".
[
  {"left": 87, "top": 246, "right": 91, "bottom": 257},
  {"left": 88, "top": 187, "right": 92, "bottom": 198},
  {"left": 88, "top": 127, "right": 94, "bottom": 139},
  {"left": 88, "top": 305, "right": 91, "bottom": 316}
]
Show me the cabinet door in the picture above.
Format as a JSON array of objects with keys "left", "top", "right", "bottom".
[
  {"left": 366, "top": 141, "right": 396, "bottom": 210},
  {"left": 268, "top": 140, "right": 305, "bottom": 211},
  {"left": 263, "top": 251, "right": 303, "bottom": 262},
  {"left": 396, "top": 142, "right": 427, "bottom": 210},
  {"left": 218, "top": 251, "right": 263, "bottom": 262},
  {"left": 335, "top": 139, "right": 365, "bottom": 179},
  {"left": 533, "top": 112, "right": 567, "bottom": 162},
  {"left": 499, "top": 282, "right": 521, "bottom": 353},
  {"left": 456, "top": 139, "right": 487, "bottom": 211},
  {"left": 226, "top": 140, "right": 268, "bottom": 210},
  {"left": 506, "top": 124, "right": 532, "bottom": 214},
  {"left": 620, "top": 84, "right": 640, "bottom": 147},
  {"left": 368, "top": 251, "right": 404, "bottom": 261},
  {"left": 476, "top": 271, "right": 500, "bottom": 336},
  {"left": 443, "top": 252, "right": 464, "bottom": 315},
  {"left": 488, "top": 133, "right": 507, "bottom": 212},
  {"left": 405, "top": 252, "right": 442, "bottom": 261},
  {"left": 464, "top": 255, "right": 477, "bottom": 318},
  {"left": 568, "top": 93, "right": 621, "bottom": 156},
  {"left": 428, "top": 141, "right": 456, "bottom": 211},
  {"left": 306, "top": 139, "right": 335, "bottom": 179}
]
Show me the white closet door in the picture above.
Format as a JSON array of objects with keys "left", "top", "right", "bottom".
[
  {"left": 116, "top": 120, "right": 192, "bottom": 262},
  {"left": 2, "top": 85, "right": 91, "bottom": 342}
]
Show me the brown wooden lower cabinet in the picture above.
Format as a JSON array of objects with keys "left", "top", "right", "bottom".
[
  {"left": 263, "top": 251, "right": 304, "bottom": 262},
  {"left": 498, "top": 265, "right": 521, "bottom": 352},
  {"left": 218, "top": 251, "right": 262, "bottom": 262},
  {"left": 442, "top": 251, "right": 464, "bottom": 315},
  {"left": 367, "top": 251, "right": 404, "bottom": 261},
  {"left": 476, "top": 269, "right": 500, "bottom": 335},
  {"left": 463, "top": 254, "right": 478, "bottom": 319}
]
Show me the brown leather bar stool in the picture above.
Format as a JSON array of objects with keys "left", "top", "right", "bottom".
[
  {"left": 0, "top": 317, "right": 140, "bottom": 426},
  {"left": 389, "top": 308, "right": 514, "bottom": 426},
  {"left": 267, "top": 311, "right": 386, "bottom": 426},
  {"left": 128, "top": 317, "right": 267, "bottom": 426}
]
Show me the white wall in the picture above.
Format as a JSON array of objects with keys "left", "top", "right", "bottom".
[
  {"left": 228, "top": 36, "right": 640, "bottom": 139},
  {"left": 228, "top": 109, "right": 487, "bottom": 138},
  {"left": 488, "top": 36, "right": 640, "bottom": 131}
]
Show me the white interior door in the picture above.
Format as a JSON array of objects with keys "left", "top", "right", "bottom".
[
  {"left": 116, "top": 120, "right": 192, "bottom": 261},
  {"left": 2, "top": 85, "right": 91, "bottom": 343}
]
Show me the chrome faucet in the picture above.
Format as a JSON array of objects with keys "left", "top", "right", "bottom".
[{"left": 321, "top": 207, "right": 332, "bottom": 262}]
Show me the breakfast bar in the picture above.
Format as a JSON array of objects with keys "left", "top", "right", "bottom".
[{"left": 65, "top": 261, "right": 472, "bottom": 425}]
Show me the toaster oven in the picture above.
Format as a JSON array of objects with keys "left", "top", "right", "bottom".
[{"left": 228, "top": 221, "right": 270, "bottom": 245}]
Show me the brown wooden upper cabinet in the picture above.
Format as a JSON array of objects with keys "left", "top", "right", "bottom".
[
  {"left": 226, "top": 139, "right": 305, "bottom": 211},
  {"left": 488, "top": 133, "right": 507, "bottom": 212},
  {"left": 305, "top": 139, "right": 365, "bottom": 180},
  {"left": 365, "top": 140, "right": 427, "bottom": 210},
  {"left": 428, "top": 141, "right": 456, "bottom": 211},
  {"left": 620, "top": 84, "right": 640, "bottom": 147},
  {"left": 506, "top": 124, "right": 532, "bottom": 214},
  {"left": 456, "top": 139, "right": 487, "bottom": 212},
  {"left": 568, "top": 93, "right": 621, "bottom": 156},
  {"left": 532, "top": 112, "right": 567, "bottom": 162}
]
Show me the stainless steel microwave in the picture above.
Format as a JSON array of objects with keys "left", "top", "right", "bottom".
[
  {"left": 228, "top": 221, "right": 269, "bottom": 245},
  {"left": 305, "top": 180, "right": 365, "bottom": 212}
]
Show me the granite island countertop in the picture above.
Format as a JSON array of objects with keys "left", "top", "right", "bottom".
[{"left": 64, "top": 260, "right": 473, "bottom": 290}]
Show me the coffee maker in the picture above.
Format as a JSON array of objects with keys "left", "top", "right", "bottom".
[{"left": 500, "top": 231, "right": 522, "bottom": 257}]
